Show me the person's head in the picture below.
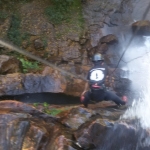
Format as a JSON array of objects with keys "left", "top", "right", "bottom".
[{"left": 92, "top": 53, "right": 104, "bottom": 65}]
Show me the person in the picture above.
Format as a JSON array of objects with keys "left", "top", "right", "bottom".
[{"left": 80, "top": 53, "right": 127, "bottom": 107}]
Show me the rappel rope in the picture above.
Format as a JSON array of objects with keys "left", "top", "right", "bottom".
[
  {"left": 110, "top": 1, "right": 150, "bottom": 76},
  {"left": 1, "top": 2, "right": 150, "bottom": 83},
  {"left": 0, "top": 39, "right": 87, "bottom": 81}
]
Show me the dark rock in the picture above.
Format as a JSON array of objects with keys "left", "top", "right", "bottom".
[
  {"left": 0, "top": 19, "right": 4, "bottom": 25},
  {"left": 60, "top": 107, "right": 95, "bottom": 130},
  {"left": 74, "top": 118, "right": 114, "bottom": 149},
  {"left": 114, "top": 77, "right": 131, "bottom": 90},
  {"left": 23, "top": 74, "right": 58, "bottom": 93},
  {"left": 64, "top": 78, "right": 86, "bottom": 97},
  {"left": 0, "top": 100, "right": 75, "bottom": 150},
  {"left": 0, "top": 18, "right": 11, "bottom": 38},
  {"left": 74, "top": 119, "right": 150, "bottom": 150},
  {"left": 96, "top": 43, "right": 108, "bottom": 54},
  {"left": 0, "top": 73, "right": 65, "bottom": 96},
  {"left": 0, "top": 101, "right": 53, "bottom": 150},
  {"left": 105, "top": 68, "right": 131, "bottom": 96},
  {"left": 0, "top": 55, "right": 21, "bottom": 74},
  {"left": 79, "top": 38, "right": 87, "bottom": 45},
  {"left": 62, "top": 47, "right": 81, "bottom": 62},
  {"left": 100, "top": 34, "right": 118, "bottom": 45},
  {"left": 34, "top": 39, "right": 44, "bottom": 50},
  {"left": 0, "top": 66, "right": 88, "bottom": 97},
  {"left": 132, "top": 20, "right": 150, "bottom": 36},
  {"left": 67, "top": 33, "right": 80, "bottom": 42},
  {"left": 104, "top": 53, "right": 120, "bottom": 67},
  {"left": 87, "top": 47, "right": 97, "bottom": 58},
  {"left": 109, "top": 0, "right": 133, "bottom": 26},
  {"left": 81, "top": 51, "right": 88, "bottom": 65}
]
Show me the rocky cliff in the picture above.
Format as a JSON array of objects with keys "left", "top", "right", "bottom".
[{"left": 0, "top": 0, "right": 150, "bottom": 97}]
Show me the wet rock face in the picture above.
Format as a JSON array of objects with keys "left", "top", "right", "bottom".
[
  {"left": 0, "top": 65, "right": 88, "bottom": 96},
  {"left": 100, "top": 34, "right": 118, "bottom": 45},
  {"left": 132, "top": 20, "right": 150, "bottom": 36},
  {"left": 0, "top": 100, "right": 127, "bottom": 150},
  {"left": 1, "top": 100, "right": 149, "bottom": 150},
  {"left": 0, "top": 73, "right": 66, "bottom": 96},
  {"left": 60, "top": 107, "right": 95, "bottom": 130},
  {"left": 0, "top": 101, "right": 51, "bottom": 150},
  {"left": 0, "top": 100, "right": 76, "bottom": 150},
  {"left": 74, "top": 119, "right": 150, "bottom": 150},
  {"left": 96, "top": 43, "right": 108, "bottom": 54},
  {"left": 106, "top": 68, "right": 131, "bottom": 96},
  {"left": 109, "top": 0, "right": 133, "bottom": 26},
  {"left": 0, "top": 0, "right": 143, "bottom": 97}
]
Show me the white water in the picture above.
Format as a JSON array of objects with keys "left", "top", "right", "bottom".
[{"left": 121, "top": 36, "right": 150, "bottom": 129}]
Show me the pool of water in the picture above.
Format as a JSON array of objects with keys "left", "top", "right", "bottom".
[{"left": 0, "top": 92, "right": 81, "bottom": 105}]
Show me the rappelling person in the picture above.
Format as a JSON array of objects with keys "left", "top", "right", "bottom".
[{"left": 80, "top": 53, "right": 127, "bottom": 107}]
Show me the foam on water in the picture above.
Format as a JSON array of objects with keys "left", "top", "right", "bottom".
[{"left": 121, "top": 36, "right": 150, "bottom": 129}]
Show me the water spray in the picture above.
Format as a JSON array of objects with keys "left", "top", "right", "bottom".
[{"left": 110, "top": 1, "right": 150, "bottom": 75}]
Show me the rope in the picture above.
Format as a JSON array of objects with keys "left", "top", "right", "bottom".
[
  {"left": 1, "top": 1, "right": 150, "bottom": 82},
  {"left": 0, "top": 39, "right": 87, "bottom": 81},
  {"left": 110, "top": 1, "right": 150, "bottom": 75}
]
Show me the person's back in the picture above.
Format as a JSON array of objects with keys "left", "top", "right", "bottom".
[
  {"left": 80, "top": 53, "right": 127, "bottom": 107},
  {"left": 87, "top": 61, "right": 108, "bottom": 91}
]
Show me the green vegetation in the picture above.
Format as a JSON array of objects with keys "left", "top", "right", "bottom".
[
  {"left": 42, "top": 37, "right": 48, "bottom": 48},
  {"left": 45, "top": 0, "right": 74, "bottom": 24},
  {"left": 33, "top": 102, "right": 67, "bottom": 116},
  {"left": 33, "top": 103, "right": 38, "bottom": 107},
  {"left": 7, "top": 15, "right": 22, "bottom": 46},
  {"left": 7, "top": 14, "right": 30, "bottom": 46},
  {"left": 0, "top": 0, "right": 32, "bottom": 9},
  {"left": 44, "top": 108, "right": 63, "bottom": 116},
  {"left": 45, "top": 0, "right": 83, "bottom": 25},
  {"left": 45, "top": 0, "right": 85, "bottom": 40},
  {"left": 43, "top": 102, "right": 49, "bottom": 107},
  {"left": 0, "top": 11, "right": 8, "bottom": 19},
  {"left": 18, "top": 58, "right": 41, "bottom": 73}
]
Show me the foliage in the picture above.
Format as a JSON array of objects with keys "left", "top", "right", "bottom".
[
  {"left": 33, "top": 102, "right": 68, "bottom": 116},
  {"left": 0, "top": 11, "right": 8, "bottom": 19},
  {"left": 33, "top": 103, "right": 38, "bottom": 107},
  {"left": 7, "top": 15, "right": 22, "bottom": 46},
  {"left": 45, "top": 0, "right": 85, "bottom": 41},
  {"left": 7, "top": 14, "right": 30, "bottom": 46},
  {"left": 0, "top": 0, "right": 32, "bottom": 9},
  {"left": 18, "top": 58, "right": 41, "bottom": 73},
  {"left": 43, "top": 102, "right": 49, "bottom": 107},
  {"left": 45, "top": 0, "right": 82, "bottom": 24},
  {"left": 44, "top": 108, "right": 63, "bottom": 116}
]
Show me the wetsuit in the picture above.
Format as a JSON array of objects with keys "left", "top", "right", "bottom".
[{"left": 82, "top": 62, "right": 126, "bottom": 107}]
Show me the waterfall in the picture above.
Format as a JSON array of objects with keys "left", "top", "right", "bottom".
[{"left": 121, "top": 36, "right": 150, "bottom": 129}]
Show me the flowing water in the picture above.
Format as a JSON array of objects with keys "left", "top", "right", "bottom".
[
  {"left": 93, "top": 35, "right": 150, "bottom": 150},
  {"left": 121, "top": 36, "right": 150, "bottom": 130}
]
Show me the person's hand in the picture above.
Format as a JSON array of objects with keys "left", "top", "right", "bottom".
[
  {"left": 80, "top": 91, "right": 86, "bottom": 102},
  {"left": 122, "top": 96, "right": 128, "bottom": 103}
]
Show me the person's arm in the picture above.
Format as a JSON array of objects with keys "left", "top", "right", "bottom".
[
  {"left": 81, "top": 69, "right": 90, "bottom": 96},
  {"left": 81, "top": 81, "right": 89, "bottom": 96},
  {"left": 81, "top": 82, "right": 89, "bottom": 95},
  {"left": 84, "top": 82, "right": 89, "bottom": 91}
]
